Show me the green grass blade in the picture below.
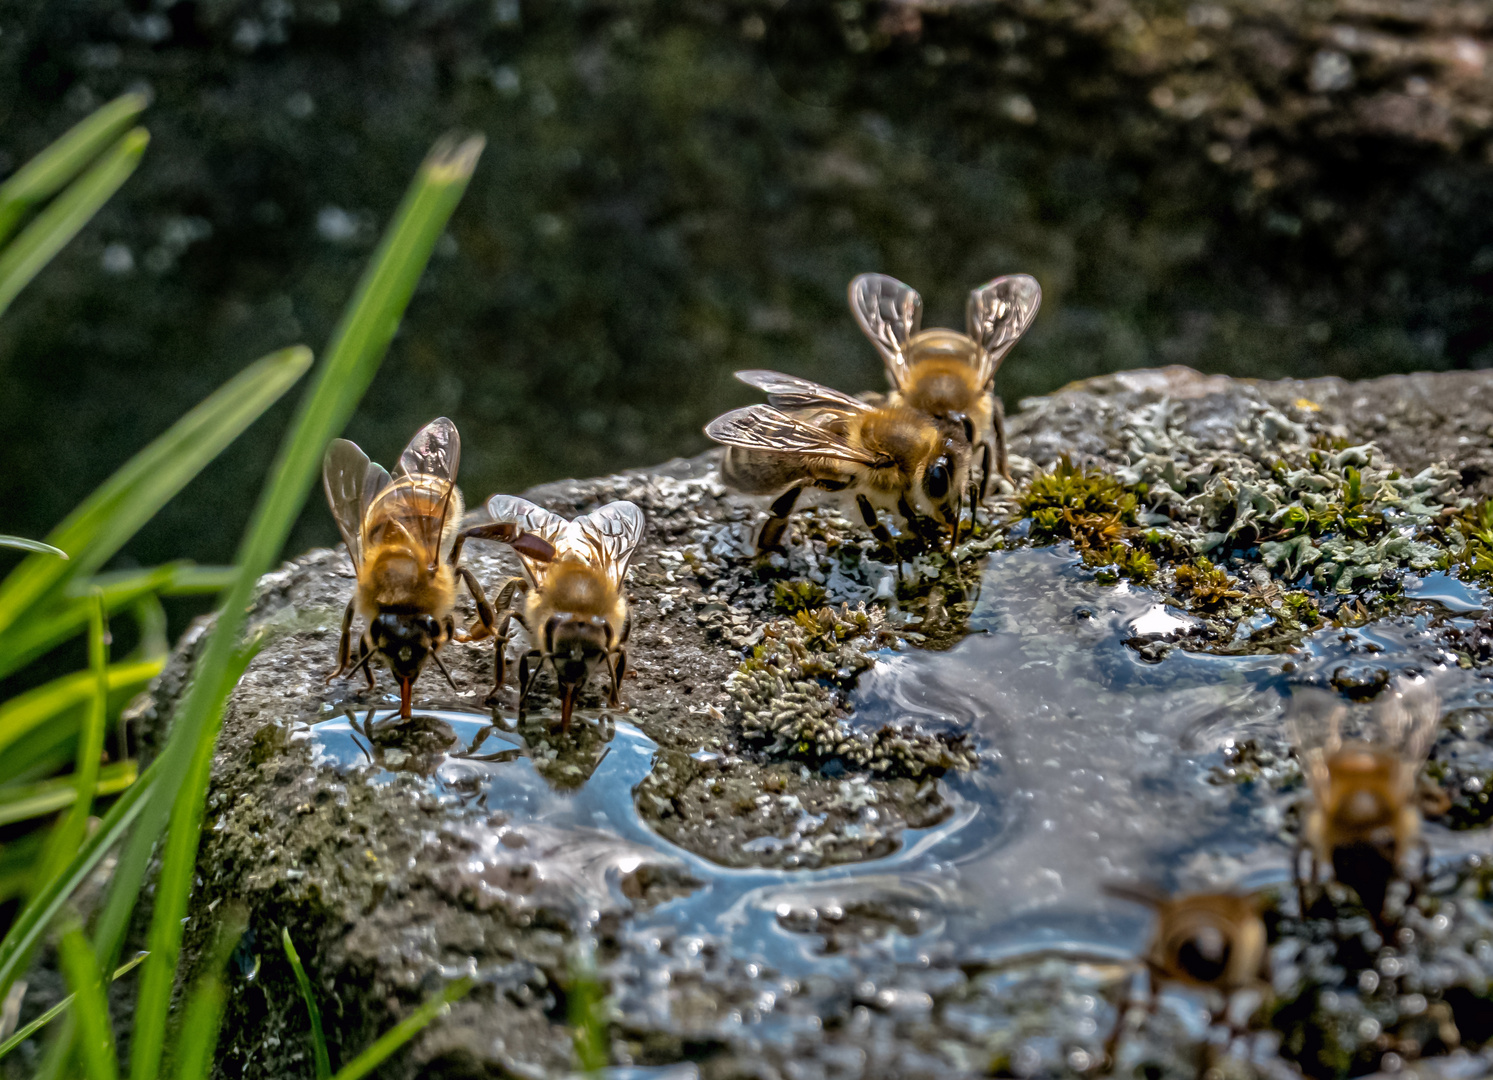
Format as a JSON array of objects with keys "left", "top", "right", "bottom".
[
  {"left": 0, "top": 660, "right": 159, "bottom": 763},
  {"left": 37, "top": 592, "right": 109, "bottom": 885},
  {"left": 0, "top": 952, "right": 145, "bottom": 1065},
  {"left": 0, "top": 537, "right": 66, "bottom": 559},
  {"left": 0, "top": 762, "right": 137, "bottom": 827},
  {"left": 0, "top": 760, "right": 157, "bottom": 993},
  {"left": 282, "top": 928, "right": 331, "bottom": 1080},
  {"left": 568, "top": 949, "right": 609, "bottom": 1072},
  {"left": 0, "top": 833, "right": 44, "bottom": 906},
  {"left": 170, "top": 907, "right": 246, "bottom": 1080},
  {"left": 0, "top": 93, "right": 147, "bottom": 245},
  {"left": 0, "top": 346, "right": 311, "bottom": 643},
  {"left": 130, "top": 132, "right": 483, "bottom": 1080},
  {"left": 331, "top": 978, "right": 474, "bottom": 1080},
  {"left": 0, "top": 562, "right": 230, "bottom": 680},
  {"left": 56, "top": 923, "right": 117, "bottom": 1080},
  {"left": 0, "top": 127, "right": 147, "bottom": 321}
]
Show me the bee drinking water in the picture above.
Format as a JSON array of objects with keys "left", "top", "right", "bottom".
[
  {"left": 849, "top": 272, "right": 1041, "bottom": 500},
  {"left": 705, "top": 370, "right": 970, "bottom": 553},
  {"left": 322, "top": 418, "right": 555, "bottom": 720},
  {"left": 477, "top": 495, "right": 645, "bottom": 730}
]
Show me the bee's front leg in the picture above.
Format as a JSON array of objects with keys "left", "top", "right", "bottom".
[
  {"left": 516, "top": 649, "right": 543, "bottom": 713},
  {"left": 326, "top": 596, "right": 357, "bottom": 684},
  {"left": 992, "top": 397, "right": 1012, "bottom": 486},
  {"left": 486, "top": 611, "right": 516, "bottom": 706},
  {"left": 757, "top": 486, "right": 803, "bottom": 553},
  {"left": 453, "top": 566, "right": 496, "bottom": 642},
  {"left": 607, "top": 647, "right": 627, "bottom": 709}
]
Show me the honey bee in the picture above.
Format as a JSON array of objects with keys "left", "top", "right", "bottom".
[
  {"left": 1102, "top": 884, "right": 1268, "bottom": 1067},
  {"left": 1289, "top": 680, "right": 1443, "bottom": 924},
  {"left": 705, "top": 370, "right": 970, "bottom": 553},
  {"left": 322, "top": 418, "right": 555, "bottom": 720},
  {"left": 479, "top": 495, "right": 645, "bottom": 730},
  {"left": 849, "top": 272, "right": 1041, "bottom": 500}
]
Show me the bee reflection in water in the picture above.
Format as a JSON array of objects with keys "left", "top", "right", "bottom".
[{"left": 1102, "top": 884, "right": 1269, "bottom": 1077}]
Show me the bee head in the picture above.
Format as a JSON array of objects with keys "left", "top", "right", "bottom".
[
  {"left": 1170, "top": 923, "right": 1232, "bottom": 984},
  {"left": 370, "top": 611, "right": 442, "bottom": 681},
  {"left": 919, "top": 441, "right": 969, "bottom": 540}
]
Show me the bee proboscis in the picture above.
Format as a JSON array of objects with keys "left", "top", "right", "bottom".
[
  {"left": 705, "top": 369, "right": 970, "bottom": 553},
  {"left": 322, "top": 418, "right": 555, "bottom": 720},
  {"left": 1102, "top": 883, "right": 1269, "bottom": 1067},
  {"left": 480, "top": 495, "right": 645, "bottom": 729},
  {"left": 849, "top": 272, "right": 1040, "bottom": 500},
  {"left": 1289, "top": 679, "right": 1444, "bottom": 924}
]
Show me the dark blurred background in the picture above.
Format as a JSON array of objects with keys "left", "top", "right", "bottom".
[{"left": 3, "top": 0, "right": 1493, "bottom": 579}]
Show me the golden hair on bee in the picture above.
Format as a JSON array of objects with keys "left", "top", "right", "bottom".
[
  {"left": 849, "top": 272, "right": 1040, "bottom": 501},
  {"left": 1288, "top": 679, "right": 1444, "bottom": 925},
  {"left": 476, "top": 495, "right": 645, "bottom": 730},
  {"left": 705, "top": 370, "right": 970, "bottom": 553}
]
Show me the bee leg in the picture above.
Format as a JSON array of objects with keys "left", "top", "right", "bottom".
[
  {"left": 857, "top": 495, "right": 895, "bottom": 546},
  {"left": 454, "top": 566, "right": 496, "bottom": 641},
  {"left": 517, "top": 650, "right": 542, "bottom": 714},
  {"left": 607, "top": 648, "right": 627, "bottom": 708},
  {"left": 351, "top": 639, "right": 376, "bottom": 691},
  {"left": 1101, "top": 967, "right": 1150, "bottom": 1073},
  {"left": 485, "top": 611, "right": 515, "bottom": 706},
  {"left": 992, "top": 397, "right": 1013, "bottom": 485},
  {"left": 327, "top": 597, "right": 357, "bottom": 684},
  {"left": 429, "top": 649, "right": 459, "bottom": 692},
  {"left": 976, "top": 442, "right": 994, "bottom": 504},
  {"left": 449, "top": 523, "right": 558, "bottom": 570},
  {"left": 757, "top": 487, "right": 803, "bottom": 553}
]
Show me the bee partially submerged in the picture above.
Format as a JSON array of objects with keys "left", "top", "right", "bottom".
[
  {"left": 480, "top": 495, "right": 645, "bottom": 729},
  {"left": 849, "top": 272, "right": 1041, "bottom": 500},
  {"left": 705, "top": 370, "right": 970, "bottom": 553},
  {"left": 1289, "top": 680, "right": 1445, "bottom": 924},
  {"left": 322, "top": 418, "right": 555, "bottom": 720},
  {"left": 1102, "top": 884, "right": 1269, "bottom": 1069}
]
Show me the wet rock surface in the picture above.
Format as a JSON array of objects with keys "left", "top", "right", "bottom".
[{"left": 120, "top": 366, "right": 1493, "bottom": 1078}]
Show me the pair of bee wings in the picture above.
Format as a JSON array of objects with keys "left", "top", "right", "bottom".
[
  {"left": 323, "top": 417, "right": 462, "bottom": 570},
  {"left": 849, "top": 272, "right": 1042, "bottom": 391},
  {"left": 485, "top": 494, "right": 645, "bottom": 589},
  {"left": 704, "top": 370, "right": 888, "bottom": 467},
  {"left": 1287, "top": 680, "right": 1442, "bottom": 801}
]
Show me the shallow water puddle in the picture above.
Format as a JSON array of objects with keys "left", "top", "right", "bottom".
[{"left": 301, "top": 546, "right": 1493, "bottom": 1062}]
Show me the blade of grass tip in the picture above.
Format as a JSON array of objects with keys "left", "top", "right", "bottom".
[
  {"left": 0, "top": 345, "right": 311, "bottom": 645},
  {"left": 282, "top": 928, "right": 331, "bottom": 1080},
  {"left": 130, "top": 132, "right": 483, "bottom": 1080},
  {"left": 56, "top": 922, "right": 117, "bottom": 1080},
  {"left": 0, "top": 127, "right": 148, "bottom": 321},
  {"left": 0, "top": 537, "right": 67, "bottom": 559},
  {"left": 0, "top": 93, "right": 147, "bottom": 246},
  {"left": 0, "top": 952, "right": 146, "bottom": 1065},
  {"left": 331, "top": 978, "right": 473, "bottom": 1080},
  {"left": 170, "top": 907, "right": 246, "bottom": 1080},
  {"left": 37, "top": 591, "right": 109, "bottom": 885}
]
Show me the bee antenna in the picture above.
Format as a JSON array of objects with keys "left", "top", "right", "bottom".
[
  {"left": 430, "top": 650, "right": 460, "bottom": 691},
  {"left": 1101, "top": 881, "right": 1170, "bottom": 909}
]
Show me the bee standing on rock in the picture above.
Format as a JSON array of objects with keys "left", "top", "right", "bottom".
[
  {"left": 1289, "top": 680, "right": 1446, "bottom": 926},
  {"left": 849, "top": 272, "right": 1041, "bottom": 500},
  {"left": 1102, "top": 884, "right": 1269, "bottom": 1073},
  {"left": 706, "top": 370, "right": 971, "bottom": 553},
  {"left": 322, "top": 418, "right": 554, "bottom": 720},
  {"left": 475, "top": 495, "right": 645, "bottom": 730}
]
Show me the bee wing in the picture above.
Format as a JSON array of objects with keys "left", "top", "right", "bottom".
[
  {"left": 486, "top": 494, "right": 573, "bottom": 585},
  {"left": 849, "top": 273, "right": 923, "bottom": 391},
  {"left": 734, "top": 370, "right": 873, "bottom": 414},
  {"left": 966, "top": 274, "right": 1041, "bottom": 385},
  {"left": 706, "top": 405, "right": 883, "bottom": 465},
  {"left": 573, "top": 501, "right": 646, "bottom": 588},
  {"left": 1374, "top": 678, "right": 1442, "bottom": 793},
  {"left": 323, "top": 438, "right": 390, "bottom": 570},
  {"left": 395, "top": 416, "right": 461, "bottom": 482},
  {"left": 1287, "top": 687, "right": 1346, "bottom": 806}
]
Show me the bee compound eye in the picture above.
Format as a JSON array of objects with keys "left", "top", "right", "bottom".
[
  {"left": 1175, "top": 926, "right": 1231, "bottom": 984},
  {"left": 927, "top": 459, "right": 951, "bottom": 499},
  {"left": 960, "top": 415, "right": 975, "bottom": 443}
]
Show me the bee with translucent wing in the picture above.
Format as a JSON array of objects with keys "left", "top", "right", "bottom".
[
  {"left": 323, "top": 418, "right": 555, "bottom": 720},
  {"left": 479, "top": 495, "right": 645, "bottom": 730},
  {"left": 1289, "top": 679, "right": 1444, "bottom": 924},
  {"left": 1102, "top": 884, "right": 1269, "bottom": 1070},
  {"left": 849, "top": 272, "right": 1041, "bottom": 501},
  {"left": 706, "top": 370, "right": 970, "bottom": 553}
]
